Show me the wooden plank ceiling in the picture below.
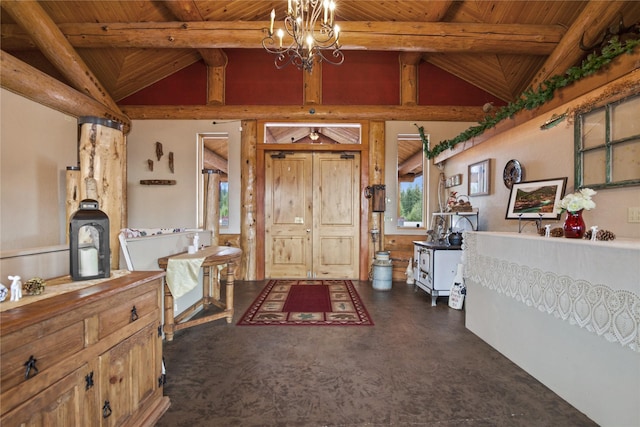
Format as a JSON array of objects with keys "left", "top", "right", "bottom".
[{"left": 2, "top": 0, "right": 639, "bottom": 105}]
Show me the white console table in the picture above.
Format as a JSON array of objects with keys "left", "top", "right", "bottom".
[{"left": 463, "top": 231, "right": 640, "bottom": 427}]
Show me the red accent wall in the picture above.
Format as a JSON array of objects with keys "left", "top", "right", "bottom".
[
  {"left": 119, "top": 49, "right": 506, "bottom": 107},
  {"left": 418, "top": 62, "right": 505, "bottom": 106},
  {"left": 119, "top": 61, "right": 207, "bottom": 105},
  {"left": 225, "top": 49, "right": 303, "bottom": 105},
  {"left": 323, "top": 51, "right": 399, "bottom": 105}
]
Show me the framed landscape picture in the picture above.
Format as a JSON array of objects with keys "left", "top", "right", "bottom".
[{"left": 505, "top": 177, "right": 567, "bottom": 219}]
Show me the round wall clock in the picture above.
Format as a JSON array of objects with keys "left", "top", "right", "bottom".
[{"left": 503, "top": 159, "right": 523, "bottom": 189}]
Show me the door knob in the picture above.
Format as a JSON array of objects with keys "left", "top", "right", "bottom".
[{"left": 306, "top": 229, "right": 311, "bottom": 233}]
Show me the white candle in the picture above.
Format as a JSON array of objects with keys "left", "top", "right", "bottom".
[
  {"left": 334, "top": 24, "right": 340, "bottom": 43},
  {"left": 330, "top": 1, "right": 335, "bottom": 25},
  {"left": 79, "top": 246, "right": 99, "bottom": 277},
  {"left": 323, "top": 0, "right": 328, "bottom": 23},
  {"left": 270, "top": 9, "right": 275, "bottom": 35},
  {"left": 277, "top": 29, "right": 284, "bottom": 48}
]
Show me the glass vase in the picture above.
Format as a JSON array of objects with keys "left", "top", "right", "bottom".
[{"left": 563, "top": 210, "right": 586, "bottom": 238}]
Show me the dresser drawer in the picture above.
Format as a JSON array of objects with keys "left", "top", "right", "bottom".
[
  {"left": 1, "top": 320, "right": 85, "bottom": 391},
  {"left": 98, "top": 288, "right": 159, "bottom": 340}
]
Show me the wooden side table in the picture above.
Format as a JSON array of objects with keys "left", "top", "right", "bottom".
[{"left": 158, "top": 246, "right": 242, "bottom": 341}]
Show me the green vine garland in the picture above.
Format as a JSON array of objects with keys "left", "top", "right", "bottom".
[{"left": 418, "top": 37, "right": 640, "bottom": 160}]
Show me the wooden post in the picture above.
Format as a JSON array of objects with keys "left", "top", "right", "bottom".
[
  {"left": 304, "top": 61, "right": 322, "bottom": 105},
  {"left": 207, "top": 66, "right": 226, "bottom": 105},
  {"left": 240, "top": 120, "right": 257, "bottom": 280},
  {"left": 369, "top": 121, "right": 385, "bottom": 264},
  {"left": 78, "top": 117, "right": 125, "bottom": 270},
  {"left": 399, "top": 53, "right": 422, "bottom": 106}
]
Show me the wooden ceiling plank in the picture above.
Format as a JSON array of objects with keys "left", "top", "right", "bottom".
[
  {"left": 1, "top": 0, "right": 122, "bottom": 114},
  {"left": 113, "top": 49, "right": 202, "bottom": 100}
]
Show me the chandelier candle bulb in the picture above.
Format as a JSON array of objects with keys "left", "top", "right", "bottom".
[
  {"left": 270, "top": 9, "right": 275, "bottom": 35},
  {"left": 323, "top": 0, "right": 328, "bottom": 23},
  {"left": 330, "top": 1, "right": 335, "bottom": 24}
]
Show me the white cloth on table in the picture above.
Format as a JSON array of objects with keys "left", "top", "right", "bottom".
[{"left": 166, "top": 256, "right": 205, "bottom": 298}]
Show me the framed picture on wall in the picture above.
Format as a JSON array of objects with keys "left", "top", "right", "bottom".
[
  {"left": 505, "top": 177, "right": 567, "bottom": 219},
  {"left": 468, "top": 159, "right": 490, "bottom": 196}
]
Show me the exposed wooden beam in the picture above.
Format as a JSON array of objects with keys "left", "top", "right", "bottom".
[
  {"left": 121, "top": 104, "right": 484, "bottom": 122},
  {"left": 203, "top": 148, "right": 228, "bottom": 174},
  {"left": 529, "top": 1, "right": 628, "bottom": 90},
  {"left": 1, "top": 21, "right": 564, "bottom": 55},
  {"left": 1, "top": 0, "right": 122, "bottom": 114},
  {"left": 162, "top": 0, "right": 228, "bottom": 67},
  {"left": 1, "top": 50, "right": 131, "bottom": 133},
  {"left": 162, "top": 0, "right": 228, "bottom": 105},
  {"left": 398, "top": 151, "right": 424, "bottom": 176}
]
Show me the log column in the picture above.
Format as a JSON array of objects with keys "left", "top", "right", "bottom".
[
  {"left": 78, "top": 117, "right": 125, "bottom": 270},
  {"left": 368, "top": 121, "right": 386, "bottom": 261},
  {"left": 241, "top": 120, "right": 257, "bottom": 280}
]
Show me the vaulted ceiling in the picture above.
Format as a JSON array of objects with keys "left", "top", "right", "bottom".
[{"left": 2, "top": 0, "right": 639, "bottom": 107}]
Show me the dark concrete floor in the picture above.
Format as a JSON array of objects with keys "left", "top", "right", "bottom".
[{"left": 156, "top": 280, "right": 597, "bottom": 427}]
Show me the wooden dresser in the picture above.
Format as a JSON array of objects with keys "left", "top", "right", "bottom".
[{"left": 0, "top": 271, "right": 170, "bottom": 426}]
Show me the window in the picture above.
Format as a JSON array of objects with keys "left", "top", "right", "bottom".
[
  {"left": 200, "top": 133, "right": 230, "bottom": 230},
  {"left": 397, "top": 134, "right": 425, "bottom": 228},
  {"left": 576, "top": 94, "right": 640, "bottom": 189}
]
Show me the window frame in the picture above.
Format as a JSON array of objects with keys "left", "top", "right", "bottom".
[{"left": 574, "top": 93, "right": 640, "bottom": 190}]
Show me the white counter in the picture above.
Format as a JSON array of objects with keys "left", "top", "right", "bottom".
[{"left": 463, "top": 231, "right": 640, "bottom": 427}]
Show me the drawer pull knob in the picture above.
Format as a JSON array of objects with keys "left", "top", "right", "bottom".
[
  {"left": 24, "top": 355, "right": 39, "bottom": 379},
  {"left": 130, "top": 305, "right": 139, "bottom": 322},
  {"left": 158, "top": 325, "right": 163, "bottom": 337},
  {"left": 102, "top": 400, "right": 112, "bottom": 418}
]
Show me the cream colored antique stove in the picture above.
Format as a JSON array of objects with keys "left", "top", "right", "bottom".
[{"left": 412, "top": 241, "right": 462, "bottom": 306}]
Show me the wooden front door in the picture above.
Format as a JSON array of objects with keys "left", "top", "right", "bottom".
[{"left": 265, "top": 151, "right": 360, "bottom": 279}]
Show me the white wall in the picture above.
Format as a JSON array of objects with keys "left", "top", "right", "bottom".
[
  {"left": 0, "top": 89, "right": 77, "bottom": 251},
  {"left": 438, "top": 82, "right": 640, "bottom": 239},
  {"left": 126, "top": 120, "right": 242, "bottom": 233}
]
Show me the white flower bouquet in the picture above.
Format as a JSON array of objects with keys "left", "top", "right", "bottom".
[{"left": 557, "top": 188, "right": 596, "bottom": 214}]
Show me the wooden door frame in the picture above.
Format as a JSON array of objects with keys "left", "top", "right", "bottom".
[{"left": 256, "top": 121, "right": 370, "bottom": 280}]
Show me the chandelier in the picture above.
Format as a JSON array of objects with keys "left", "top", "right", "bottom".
[{"left": 262, "top": 0, "right": 344, "bottom": 73}]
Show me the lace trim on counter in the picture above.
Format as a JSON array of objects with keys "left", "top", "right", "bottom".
[{"left": 463, "top": 233, "right": 640, "bottom": 353}]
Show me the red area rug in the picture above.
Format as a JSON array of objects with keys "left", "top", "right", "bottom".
[{"left": 237, "top": 279, "right": 373, "bottom": 326}]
